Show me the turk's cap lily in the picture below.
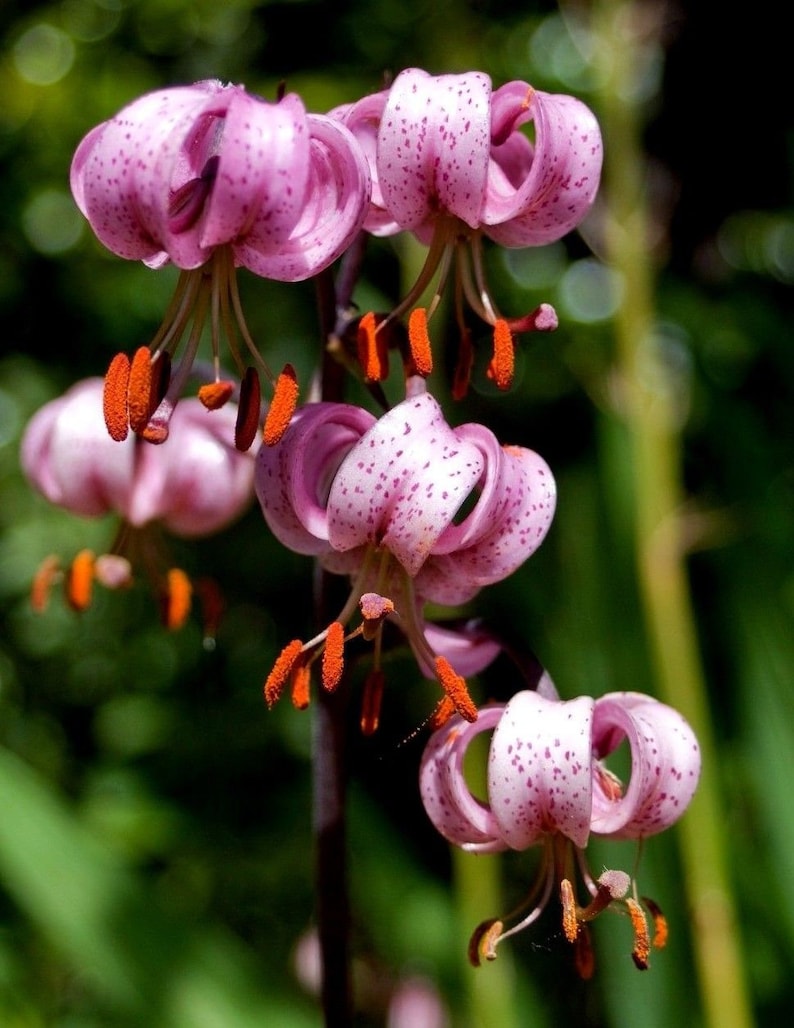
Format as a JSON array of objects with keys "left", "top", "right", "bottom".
[
  {"left": 331, "top": 67, "right": 602, "bottom": 246},
  {"left": 255, "top": 383, "right": 556, "bottom": 603},
  {"left": 71, "top": 79, "right": 371, "bottom": 281},
  {"left": 21, "top": 378, "right": 256, "bottom": 537},
  {"left": 420, "top": 682, "right": 701, "bottom": 973},
  {"left": 420, "top": 686, "right": 701, "bottom": 853}
]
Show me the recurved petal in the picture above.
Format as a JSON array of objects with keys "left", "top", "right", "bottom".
[
  {"left": 326, "top": 392, "right": 484, "bottom": 576},
  {"left": 237, "top": 112, "right": 370, "bottom": 281},
  {"left": 483, "top": 85, "right": 603, "bottom": 246},
  {"left": 70, "top": 84, "right": 219, "bottom": 264},
  {"left": 589, "top": 692, "right": 701, "bottom": 839},
  {"left": 376, "top": 68, "right": 492, "bottom": 232},
  {"left": 419, "top": 706, "right": 508, "bottom": 853},
  {"left": 256, "top": 401, "right": 376, "bottom": 555},
  {"left": 488, "top": 691, "right": 595, "bottom": 850}
]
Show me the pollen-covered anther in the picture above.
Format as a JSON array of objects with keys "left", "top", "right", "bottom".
[
  {"left": 198, "top": 380, "right": 235, "bottom": 410},
  {"left": 468, "top": 919, "right": 504, "bottom": 967},
  {"left": 264, "top": 638, "right": 304, "bottom": 708},
  {"left": 428, "top": 694, "right": 456, "bottom": 731},
  {"left": 358, "top": 591, "right": 395, "bottom": 640},
  {"left": 103, "top": 352, "right": 131, "bottom": 441},
  {"left": 407, "top": 307, "right": 434, "bottom": 376},
  {"left": 560, "top": 878, "right": 580, "bottom": 943},
  {"left": 66, "top": 548, "right": 95, "bottom": 611},
  {"left": 642, "top": 896, "right": 668, "bottom": 950},
  {"left": 434, "top": 656, "right": 477, "bottom": 722},
  {"left": 263, "top": 363, "right": 299, "bottom": 446},
  {"left": 321, "top": 620, "right": 345, "bottom": 692},
  {"left": 161, "top": 567, "right": 192, "bottom": 631},
  {"left": 127, "top": 346, "right": 155, "bottom": 433},
  {"left": 356, "top": 311, "right": 389, "bottom": 382},
  {"left": 626, "top": 896, "right": 652, "bottom": 970},
  {"left": 30, "top": 554, "right": 61, "bottom": 612},
  {"left": 360, "top": 668, "right": 385, "bottom": 735},
  {"left": 486, "top": 318, "right": 515, "bottom": 391},
  {"left": 235, "top": 366, "right": 262, "bottom": 451},
  {"left": 291, "top": 663, "right": 312, "bottom": 710}
]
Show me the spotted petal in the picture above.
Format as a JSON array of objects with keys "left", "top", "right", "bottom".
[
  {"left": 589, "top": 692, "right": 702, "bottom": 839},
  {"left": 487, "top": 690, "right": 595, "bottom": 850}
]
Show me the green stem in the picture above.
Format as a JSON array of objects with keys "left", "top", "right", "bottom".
[{"left": 591, "top": 1, "right": 753, "bottom": 1025}]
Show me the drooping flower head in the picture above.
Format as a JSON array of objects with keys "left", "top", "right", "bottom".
[
  {"left": 21, "top": 377, "right": 256, "bottom": 634},
  {"left": 419, "top": 675, "right": 701, "bottom": 975},
  {"left": 255, "top": 378, "right": 555, "bottom": 730},
  {"left": 331, "top": 68, "right": 602, "bottom": 395},
  {"left": 71, "top": 79, "right": 371, "bottom": 447}
]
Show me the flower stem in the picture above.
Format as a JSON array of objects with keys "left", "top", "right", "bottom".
[{"left": 591, "top": 1, "right": 753, "bottom": 1024}]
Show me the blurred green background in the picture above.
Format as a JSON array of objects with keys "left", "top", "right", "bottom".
[{"left": 1, "top": 0, "right": 792, "bottom": 1025}]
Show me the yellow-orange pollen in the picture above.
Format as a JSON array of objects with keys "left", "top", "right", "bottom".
[
  {"left": 485, "top": 319, "right": 515, "bottom": 391},
  {"left": 433, "top": 656, "right": 478, "bottom": 723},
  {"left": 263, "top": 363, "right": 299, "bottom": 447},
  {"left": 356, "top": 311, "right": 389, "bottom": 383},
  {"left": 407, "top": 308, "right": 434, "bottom": 376}
]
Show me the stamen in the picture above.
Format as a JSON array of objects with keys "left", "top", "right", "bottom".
[
  {"left": 468, "top": 919, "right": 504, "bottom": 967},
  {"left": 407, "top": 308, "right": 434, "bottom": 376},
  {"left": 486, "top": 318, "right": 515, "bottom": 391},
  {"left": 162, "top": 568, "right": 192, "bottom": 631},
  {"left": 560, "top": 878, "right": 580, "bottom": 943},
  {"left": 428, "top": 694, "right": 456, "bottom": 730},
  {"left": 235, "top": 366, "right": 261, "bottom": 451},
  {"left": 360, "top": 668, "right": 385, "bottom": 735},
  {"left": 434, "top": 656, "right": 478, "bottom": 722},
  {"left": 642, "top": 896, "right": 668, "bottom": 950},
  {"left": 321, "top": 621, "right": 345, "bottom": 692},
  {"left": 194, "top": 577, "right": 225, "bottom": 649},
  {"left": 291, "top": 663, "right": 312, "bottom": 710},
  {"left": 66, "top": 549, "right": 95, "bottom": 611},
  {"left": 263, "top": 363, "right": 298, "bottom": 446},
  {"left": 452, "top": 326, "right": 474, "bottom": 401},
  {"left": 574, "top": 925, "right": 596, "bottom": 980},
  {"left": 626, "top": 897, "right": 652, "bottom": 970},
  {"left": 103, "top": 352, "right": 131, "bottom": 441},
  {"left": 357, "top": 311, "right": 389, "bottom": 382},
  {"left": 264, "top": 638, "right": 304, "bottom": 708},
  {"left": 198, "top": 380, "right": 235, "bottom": 410},
  {"left": 128, "top": 346, "right": 155, "bottom": 433},
  {"left": 150, "top": 351, "right": 172, "bottom": 409},
  {"left": 30, "top": 554, "right": 61, "bottom": 612}
]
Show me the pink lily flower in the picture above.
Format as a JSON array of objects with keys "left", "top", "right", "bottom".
[
  {"left": 254, "top": 379, "right": 554, "bottom": 726},
  {"left": 331, "top": 68, "right": 602, "bottom": 394},
  {"left": 70, "top": 80, "right": 371, "bottom": 445},
  {"left": 419, "top": 679, "right": 701, "bottom": 974},
  {"left": 21, "top": 377, "right": 256, "bottom": 631}
]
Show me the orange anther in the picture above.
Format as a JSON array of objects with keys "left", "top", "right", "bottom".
[
  {"left": 66, "top": 549, "right": 95, "bottom": 611},
  {"left": 198, "top": 380, "right": 235, "bottom": 410},
  {"left": 291, "top": 663, "right": 312, "bottom": 710},
  {"left": 626, "top": 897, "right": 651, "bottom": 970},
  {"left": 560, "top": 878, "right": 580, "bottom": 943},
  {"left": 428, "top": 694, "right": 456, "bottom": 731},
  {"left": 235, "top": 366, "right": 261, "bottom": 451},
  {"left": 434, "top": 656, "right": 478, "bottom": 722},
  {"left": 357, "top": 311, "right": 389, "bottom": 382},
  {"left": 360, "top": 668, "right": 385, "bottom": 735},
  {"left": 30, "top": 554, "right": 61, "bottom": 613},
  {"left": 574, "top": 925, "right": 596, "bottom": 980},
  {"left": 150, "top": 351, "right": 171, "bottom": 408},
  {"left": 642, "top": 896, "right": 668, "bottom": 950},
  {"left": 128, "top": 346, "right": 155, "bottom": 433},
  {"left": 103, "top": 352, "right": 131, "bottom": 441},
  {"left": 452, "top": 326, "right": 474, "bottom": 401},
  {"left": 263, "top": 363, "right": 299, "bottom": 446},
  {"left": 264, "top": 638, "right": 304, "bottom": 708},
  {"left": 162, "top": 567, "right": 192, "bottom": 631},
  {"left": 467, "top": 919, "right": 503, "bottom": 967},
  {"left": 321, "top": 620, "right": 345, "bottom": 692},
  {"left": 407, "top": 308, "right": 434, "bottom": 376},
  {"left": 486, "top": 318, "right": 514, "bottom": 391}
]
